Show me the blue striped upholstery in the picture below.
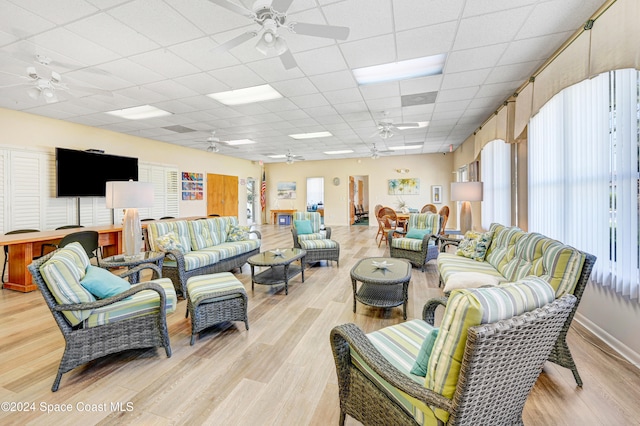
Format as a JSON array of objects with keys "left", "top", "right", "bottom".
[
  {"left": 293, "top": 212, "right": 321, "bottom": 232},
  {"left": 391, "top": 213, "right": 439, "bottom": 252},
  {"left": 391, "top": 237, "right": 436, "bottom": 252},
  {"left": 147, "top": 220, "right": 192, "bottom": 253},
  {"left": 39, "top": 242, "right": 95, "bottom": 326},
  {"left": 300, "top": 239, "right": 338, "bottom": 249},
  {"left": 437, "top": 252, "right": 506, "bottom": 284},
  {"left": 187, "top": 272, "right": 246, "bottom": 306},
  {"left": 82, "top": 278, "right": 177, "bottom": 328}
]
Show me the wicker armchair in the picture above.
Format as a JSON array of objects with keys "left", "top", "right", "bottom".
[
  {"left": 331, "top": 294, "right": 576, "bottom": 426},
  {"left": 28, "top": 246, "right": 176, "bottom": 391},
  {"left": 389, "top": 213, "right": 443, "bottom": 271},
  {"left": 291, "top": 211, "right": 340, "bottom": 267}
]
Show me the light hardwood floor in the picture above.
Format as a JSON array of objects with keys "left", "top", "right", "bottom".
[{"left": 1, "top": 224, "right": 639, "bottom": 425}]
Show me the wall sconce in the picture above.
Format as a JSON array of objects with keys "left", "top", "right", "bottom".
[
  {"left": 395, "top": 168, "right": 410, "bottom": 174},
  {"left": 106, "top": 181, "right": 154, "bottom": 257}
]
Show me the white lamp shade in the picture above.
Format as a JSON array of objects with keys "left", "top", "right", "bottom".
[
  {"left": 450, "top": 182, "right": 483, "bottom": 202},
  {"left": 105, "top": 181, "right": 154, "bottom": 209}
]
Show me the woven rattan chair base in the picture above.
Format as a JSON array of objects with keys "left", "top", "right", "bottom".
[
  {"left": 187, "top": 293, "right": 248, "bottom": 345},
  {"left": 302, "top": 246, "right": 340, "bottom": 267}
]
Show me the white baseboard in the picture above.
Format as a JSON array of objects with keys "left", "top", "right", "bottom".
[{"left": 574, "top": 313, "right": 640, "bottom": 369}]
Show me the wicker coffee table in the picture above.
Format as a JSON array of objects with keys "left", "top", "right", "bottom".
[
  {"left": 350, "top": 257, "right": 412, "bottom": 319},
  {"left": 247, "top": 248, "right": 306, "bottom": 295}
]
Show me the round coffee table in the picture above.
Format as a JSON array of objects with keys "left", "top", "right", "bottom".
[
  {"left": 247, "top": 248, "right": 306, "bottom": 295},
  {"left": 100, "top": 251, "right": 165, "bottom": 284},
  {"left": 350, "top": 257, "right": 412, "bottom": 319}
]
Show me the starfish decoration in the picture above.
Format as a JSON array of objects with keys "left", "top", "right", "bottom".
[
  {"left": 270, "top": 249, "right": 286, "bottom": 257},
  {"left": 372, "top": 260, "right": 393, "bottom": 273}
]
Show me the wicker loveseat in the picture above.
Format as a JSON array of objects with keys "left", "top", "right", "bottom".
[
  {"left": 145, "top": 216, "right": 261, "bottom": 297},
  {"left": 434, "top": 222, "right": 596, "bottom": 386},
  {"left": 331, "top": 278, "right": 576, "bottom": 425}
]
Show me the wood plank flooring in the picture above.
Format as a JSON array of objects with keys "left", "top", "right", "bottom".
[{"left": 1, "top": 224, "right": 639, "bottom": 425}]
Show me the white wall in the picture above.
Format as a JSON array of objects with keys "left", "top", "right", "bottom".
[{"left": 0, "top": 107, "right": 261, "bottom": 223}]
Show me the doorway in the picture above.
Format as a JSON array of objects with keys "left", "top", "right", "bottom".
[
  {"left": 306, "top": 177, "right": 324, "bottom": 223},
  {"left": 349, "top": 175, "right": 369, "bottom": 226},
  {"left": 246, "top": 178, "right": 255, "bottom": 225}
]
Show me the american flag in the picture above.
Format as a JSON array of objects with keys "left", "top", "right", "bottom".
[{"left": 260, "top": 170, "right": 266, "bottom": 211}]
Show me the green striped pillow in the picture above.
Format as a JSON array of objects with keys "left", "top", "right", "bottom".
[{"left": 425, "top": 276, "right": 555, "bottom": 423}]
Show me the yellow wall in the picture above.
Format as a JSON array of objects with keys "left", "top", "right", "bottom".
[
  {"left": 0, "top": 107, "right": 261, "bottom": 221},
  {"left": 265, "top": 153, "right": 453, "bottom": 227}
]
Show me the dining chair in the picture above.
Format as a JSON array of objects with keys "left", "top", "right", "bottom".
[
  {"left": 438, "top": 205, "right": 450, "bottom": 234},
  {"left": 40, "top": 230, "right": 102, "bottom": 265},
  {"left": 377, "top": 207, "right": 401, "bottom": 247},
  {"left": 421, "top": 203, "right": 437, "bottom": 213}
]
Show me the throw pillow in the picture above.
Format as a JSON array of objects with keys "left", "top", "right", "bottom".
[
  {"left": 456, "top": 230, "right": 494, "bottom": 261},
  {"left": 227, "top": 225, "right": 251, "bottom": 242},
  {"left": 406, "top": 228, "right": 431, "bottom": 240},
  {"left": 443, "top": 272, "right": 501, "bottom": 293},
  {"left": 410, "top": 328, "right": 439, "bottom": 377},
  {"left": 80, "top": 265, "right": 130, "bottom": 299},
  {"left": 294, "top": 220, "right": 313, "bottom": 235},
  {"left": 155, "top": 232, "right": 186, "bottom": 254}
]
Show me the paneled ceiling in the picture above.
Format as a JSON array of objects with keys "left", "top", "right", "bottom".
[{"left": 0, "top": 0, "right": 604, "bottom": 163}]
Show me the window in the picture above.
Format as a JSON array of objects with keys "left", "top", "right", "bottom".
[
  {"left": 481, "top": 139, "right": 511, "bottom": 229},
  {"left": 528, "top": 69, "right": 640, "bottom": 300}
]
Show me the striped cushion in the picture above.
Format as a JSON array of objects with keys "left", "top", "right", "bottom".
[
  {"left": 82, "top": 278, "right": 177, "bottom": 328},
  {"left": 437, "top": 252, "right": 506, "bottom": 285},
  {"left": 189, "top": 217, "right": 238, "bottom": 250},
  {"left": 147, "top": 221, "right": 192, "bottom": 253},
  {"left": 293, "top": 212, "right": 321, "bottom": 233},
  {"left": 407, "top": 212, "right": 438, "bottom": 234},
  {"left": 350, "top": 320, "right": 439, "bottom": 425},
  {"left": 391, "top": 236, "right": 436, "bottom": 252},
  {"left": 425, "top": 277, "right": 555, "bottom": 423},
  {"left": 186, "top": 272, "right": 246, "bottom": 306},
  {"left": 39, "top": 242, "right": 95, "bottom": 326},
  {"left": 300, "top": 239, "right": 338, "bottom": 249},
  {"left": 297, "top": 232, "right": 324, "bottom": 241},
  {"left": 484, "top": 223, "right": 525, "bottom": 273},
  {"left": 182, "top": 251, "right": 221, "bottom": 271},
  {"left": 202, "top": 240, "right": 261, "bottom": 261}
]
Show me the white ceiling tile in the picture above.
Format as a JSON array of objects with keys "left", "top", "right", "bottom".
[
  {"left": 453, "top": 7, "right": 533, "bottom": 51},
  {"left": 11, "top": 0, "right": 98, "bottom": 25},
  {"left": 445, "top": 44, "right": 508, "bottom": 74},
  {"left": 289, "top": 93, "right": 329, "bottom": 109},
  {"left": 485, "top": 61, "right": 541, "bottom": 85},
  {"left": 294, "top": 45, "right": 348, "bottom": 76},
  {"left": 359, "top": 82, "right": 400, "bottom": 100},
  {"left": 499, "top": 33, "right": 571, "bottom": 66},
  {"left": 516, "top": 0, "right": 604, "bottom": 39},
  {"left": 323, "top": 88, "right": 363, "bottom": 105},
  {"left": 173, "top": 73, "right": 228, "bottom": 95},
  {"left": 396, "top": 21, "right": 458, "bottom": 60},
  {"left": 170, "top": 0, "right": 253, "bottom": 35},
  {"left": 245, "top": 56, "right": 306, "bottom": 82},
  {"left": 0, "top": 3, "right": 55, "bottom": 36},
  {"left": 399, "top": 75, "right": 443, "bottom": 95},
  {"left": 308, "top": 70, "right": 357, "bottom": 93},
  {"left": 207, "top": 64, "right": 265, "bottom": 90},
  {"left": 393, "top": 0, "right": 464, "bottom": 31},
  {"left": 441, "top": 69, "right": 492, "bottom": 90},
  {"left": 108, "top": 0, "right": 205, "bottom": 46},
  {"left": 321, "top": 0, "right": 394, "bottom": 41},
  {"left": 340, "top": 35, "right": 396, "bottom": 69},
  {"left": 462, "top": 0, "right": 537, "bottom": 18},
  {"left": 434, "top": 100, "right": 471, "bottom": 113},
  {"left": 97, "top": 59, "right": 165, "bottom": 86},
  {"left": 437, "top": 86, "right": 480, "bottom": 103},
  {"left": 271, "top": 77, "right": 318, "bottom": 97}
]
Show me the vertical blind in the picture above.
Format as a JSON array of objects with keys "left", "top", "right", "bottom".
[
  {"left": 481, "top": 139, "right": 511, "bottom": 230},
  {"left": 529, "top": 68, "right": 640, "bottom": 301}
]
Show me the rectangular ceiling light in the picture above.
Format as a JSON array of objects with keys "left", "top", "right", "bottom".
[
  {"left": 225, "top": 139, "right": 256, "bottom": 146},
  {"left": 324, "top": 150, "right": 354, "bottom": 155},
  {"left": 388, "top": 145, "right": 423, "bottom": 151},
  {"left": 208, "top": 84, "right": 283, "bottom": 106},
  {"left": 352, "top": 54, "right": 446, "bottom": 85},
  {"left": 396, "top": 121, "right": 429, "bottom": 130},
  {"left": 105, "top": 105, "right": 172, "bottom": 120},
  {"left": 268, "top": 154, "right": 286, "bottom": 159},
  {"left": 289, "top": 131, "right": 333, "bottom": 140}
]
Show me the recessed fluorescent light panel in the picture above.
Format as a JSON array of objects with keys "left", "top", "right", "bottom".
[
  {"left": 268, "top": 154, "right": 286, "bottom": 159},
  {"left": 388, "top": 145, "right": 423, "bottom": 151},
  {"left": 352, "top": 54, "right": 446, "bottom": 85},
  {"left": 324, "top": 150, "right": 354, "bottom": 155},
  {"left": 396, "top": 121, "right": 429, "bottom": 130},
  {"left": 106, "top": 105, "right": 172, "bottom": 120},
  {"left": 208, "top": 84, "right": 283, "bottom": 106},
  {"left": 289, "top": 131, "right": 332, "bottom": 140},
  {"left": 225, "top": 139, "right": 256, "bottom": 146}
]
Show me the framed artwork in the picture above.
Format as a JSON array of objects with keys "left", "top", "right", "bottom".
[
  {"left": 431, "top": 185, "right": 442, "bottom": 204},
  {"left": 277, "top": 181, "right": 296, "bottom": 199},
  {"left": 388, "top": 178, "right": 420, "bottom": 195},
  {"left": 182, "top": 171, "right": 203, "bottom": 201}
]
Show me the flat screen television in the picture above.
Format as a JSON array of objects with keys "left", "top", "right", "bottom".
[{"left": 56, "top": 148, "right": 139, "bottom": 197}]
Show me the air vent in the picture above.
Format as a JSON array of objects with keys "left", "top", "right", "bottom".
[
  {"left": 162, "top": 125, "right": 196, "bottom": 133},
  {"left": 401, "top": 91, "right": 438, "bottom": 107}
]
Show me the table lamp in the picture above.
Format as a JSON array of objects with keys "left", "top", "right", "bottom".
[
  {"left": 106, "top": 181, "right": 154, "bottom": 257},
  {"left": 450, "top": 181, "right": 483, "bottom": 234}
]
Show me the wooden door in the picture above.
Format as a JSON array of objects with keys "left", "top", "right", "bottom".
[{"left": 207, "top": 174, "right": 238, "bottom": 216}]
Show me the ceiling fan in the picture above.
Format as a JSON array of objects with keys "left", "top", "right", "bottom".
[
  {"left": 0, "top": 57, "right": 112, "bottom": 103},
  {"left": 372, "top": 111, "right": 421, "bottom": 139},
  {"left": 285, "top": 149, "right": 304, "bottom": 164},
  {"left": 192, "top": 131, "right": 240, "bottom": 153},
  {"left": 370, "top": 143, "right": 391, "bottom": 159},
  {"left": 208, "top": 0, "right": 350, "bottom": 70}
]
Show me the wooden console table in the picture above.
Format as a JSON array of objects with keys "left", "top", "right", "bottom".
[
  {"left": 270, "top": 209, "right": 296, "bottom": 225},
  {"left": 0, "top": 225, "right": 124, "bottom": 293}
]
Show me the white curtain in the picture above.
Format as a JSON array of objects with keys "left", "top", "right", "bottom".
[
  {"left": 481, "top": 139, "right": 511, "bottom": 229},
  {"left": 529, "top": 69, "right": 639, "bottom": 301}
]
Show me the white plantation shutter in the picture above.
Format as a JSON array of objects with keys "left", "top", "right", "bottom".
[{"left": 137, "top": 163, "right": 179, "bottom": 220}]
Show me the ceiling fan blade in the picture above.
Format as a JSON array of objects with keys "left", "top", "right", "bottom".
[
  {"left": 207, "top": 0, "right": 254, "bottom": 17},
  {"left": 70, "top": 85, "right": 114, "bottom": 97},
  {"left": 0, "top": 82, "right": 30, "bottom": 89},
  {"left": 290, "top": 22, "right": 350, "bottom": 40},
  {"left": 212, "top": 31, "right": 257, "bottom": 53},
  {"left": 279, "top": 49, "right": 298, "bottom": 70},
  {"left": 271, "top": 0, "right": 295, "bottom": 13}
]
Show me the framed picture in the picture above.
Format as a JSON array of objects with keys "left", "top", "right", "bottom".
[
  {"left": 431, "top": 185, "right": 442, "bottom": 204},
  {"left": 387, "top": 178, "right": 420, "bottom": 195}
]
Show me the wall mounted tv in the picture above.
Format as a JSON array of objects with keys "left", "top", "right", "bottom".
[{"left": 56, "top": 148, "right": 139, "bottom": 197}]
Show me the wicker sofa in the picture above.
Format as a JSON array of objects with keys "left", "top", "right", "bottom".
[
  {"left": 145, "top": 216, "right": 261, "bottom": 297},
  {"left": 331, "top": 278, "right": 577, "bottom": 425},
  {"left": 433, "top": 222, "right": 596, "bottom": 386}
]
